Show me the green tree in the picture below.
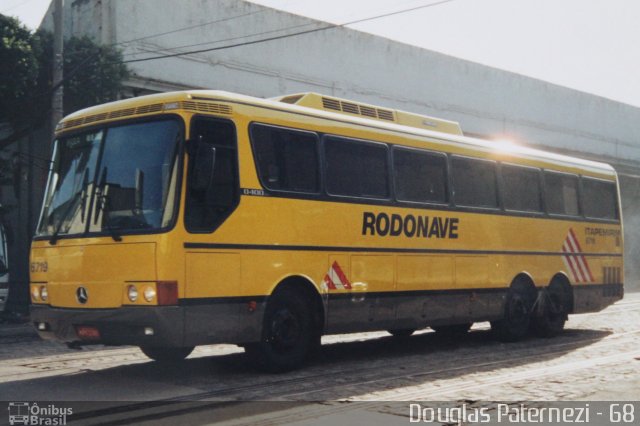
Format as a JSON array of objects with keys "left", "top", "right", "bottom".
[
  {"left": 0, "top": 15, "right": 40, "bottom": 143},
  {"left": 0, "top": 15, "right": 129, "bottom": 149},
  {"left": 63, "top": 36, "right": 129, "bottom": 114}
]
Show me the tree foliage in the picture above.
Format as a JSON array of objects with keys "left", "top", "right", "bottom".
[
  {"left": 0, "top": 14, "right": 129, "bottom": 148},
  {"left": 0, "top": 15, "right": 40, "bottom": 137},
  {"left": 63, "top": 36, "right": 129, "bottom": 115}
]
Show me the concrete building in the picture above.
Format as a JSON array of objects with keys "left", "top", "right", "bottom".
[{"left": 8, "top": 0, "right": 636, "bottom": 302}]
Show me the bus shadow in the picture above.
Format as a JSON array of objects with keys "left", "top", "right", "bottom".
[
  {"left": 2, "top": 327, "right": 612, "bottom": 402},
  {"left": 133, "top": 326, "right": 614, "bottom": 399}
]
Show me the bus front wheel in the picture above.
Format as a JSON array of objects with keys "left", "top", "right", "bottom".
[
  {"left": 245, "top": 287, "right": 315, "bottom": 372},
  {"left": 140, "top": 346, "right": 194, "bottom": 362}
]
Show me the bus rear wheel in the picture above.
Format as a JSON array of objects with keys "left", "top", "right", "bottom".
[
  {"left": 245, "top": 287, "right": 314, "bottom": 372},
  {"left": 140, "top": 346, "right": 194, "bottom": 362},
  {"left": 532, "top": 285, "right": 569, "bottom": 337},
  {"left": 491, "top": 282, "right": 535, "bottom": 342}
]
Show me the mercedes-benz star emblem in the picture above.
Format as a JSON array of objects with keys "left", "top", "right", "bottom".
[{"left": 76, "top": 287, "right": 88, "bottom": 304}]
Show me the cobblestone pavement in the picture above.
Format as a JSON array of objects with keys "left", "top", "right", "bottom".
[{"left": 0, "top": 293, "right": 638, "bottom": 425}]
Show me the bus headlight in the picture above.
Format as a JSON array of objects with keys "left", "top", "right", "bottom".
[
  {"left": 143, "top": 286, "right": 156, "bottom": 302},
  {"left": 127, "top": 285, "right": 138, "bottom": 302},
  {"left": 40, "top": 286, "right": 48, "bottom": 302},
  {"left": 31, "top": 286, "right": 40, "bottom": 301}
]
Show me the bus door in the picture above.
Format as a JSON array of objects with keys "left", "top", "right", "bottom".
[{"left": 183, "top": 117, "right": 242, "bottom": 342}]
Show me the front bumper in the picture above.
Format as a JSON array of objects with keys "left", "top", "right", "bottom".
[{"left": 30, "top": 304, "right": 186, "bottom": 347}]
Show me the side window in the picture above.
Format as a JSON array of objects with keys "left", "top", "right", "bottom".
[
  {"left": 451, "top": 157, "right": 498, "bottom": 208},
  {"left": 544, "top": 172, "right": 579, "bottom": 216},
  {"left": 502, "top": 164, "right": 543, "bottom": 212},
  {"left": 250, "top": 124, "right": 319, "bottom": 193},
  {"left": 582, "top": 178, "right": 618, "bottom": 220},
  {"left": 185, "top": 118, "right": 239, "bottom": 232},
  {"left": 393, "top": 147, "right": 447, "bottom": 204},
  {"left": 324, "top": 136, "right": 389, "bottom": 199}
]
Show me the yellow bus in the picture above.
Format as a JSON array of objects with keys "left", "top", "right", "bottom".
[{"left": 30, "top": 91, "right": 624, "bottom": 371}]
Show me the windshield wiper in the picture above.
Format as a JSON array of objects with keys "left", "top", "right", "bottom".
[
  {"left": 49, "top": 170, "right": 88, "bottom": 245},
  {"left": 94, "top": 168, "right": 122, "bottom": 242}
]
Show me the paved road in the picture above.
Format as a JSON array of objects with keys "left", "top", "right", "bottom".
[{"left": 0, "top": 293, "right": 639, "bottom": 425}]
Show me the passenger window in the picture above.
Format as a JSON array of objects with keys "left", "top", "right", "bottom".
[
  {"left": 325, "top": 136, "right": 389, "bottom": 199},
  {"left": 250, "top": 124, "right": 319, "bottom": 193},
  {"left": 452, "top": 157, "right": 498, "bottom": 208},
  {"left": 502, "top": 165, "right": 542, "bottom": 212},
  {"left": 393, "top": 148, "right": 447, "bottom": 203},
  {"left": 185, "top": 118, "right": 239, "bottom": 232},
  {"left": 544, "top": 172, "right": 579, "bottom": 216},
  {"left": 582, "top": 178, "right": 618, "bottom": 220}
]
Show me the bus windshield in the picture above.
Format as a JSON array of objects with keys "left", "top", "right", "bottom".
[{"left": 37, "top": 118, "right": 182, "bottom": 239}]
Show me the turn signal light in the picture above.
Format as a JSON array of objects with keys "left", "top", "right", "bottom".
[
  {"left": 143, "top": 286, "right": 156, "bottom": 302},
  {"left": 156, "top": 281, "right": 178, "bottom": 305},
  {"left": 31, "top": 286, "right": 40, "bottom": 301}
]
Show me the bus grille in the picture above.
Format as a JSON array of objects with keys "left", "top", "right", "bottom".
[
  {"left": 180, "top": 101, "right": 232, "bottom": 115},
  {"left": 321, "top": 96, "right": 395, "bottom": 121},
  {"left": 58, "top": 103, "right": 164, "bottom": 130},
  {"left": 57, "top": 101, "right": 231, "bottom": 131},
  {"left": 602, "top": 266, "right": 622, "bottom": 285}
]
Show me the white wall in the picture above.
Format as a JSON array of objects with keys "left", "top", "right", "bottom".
[
  {"left": 79, "top": 0, "right": 639, "bottom": 169},
  {"left": 44, "top": 0, "right": 640, "bottom": 287}
]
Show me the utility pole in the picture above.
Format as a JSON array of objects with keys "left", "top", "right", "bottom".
[{"left": 51, "top": 0, "right": 64, "bottom": 142}]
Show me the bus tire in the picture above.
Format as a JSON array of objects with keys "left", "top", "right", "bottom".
[
  {"left": 532, "top": 286, "right": 568, "bottom": 338},
  {"left": 140, "top": 346, "right": 194, "bottom": 362},
  {"left": 245, "top": 287, "right": 314, "bottom": 372},
  {"left": 491, "top": 282, "right": 535, "bottom": 342},
  {"left": 432, "top": 323, "right": 472, "bottom": 337},
  {"left": 387, "top": 328, "right": 415, "bottom": 338}
]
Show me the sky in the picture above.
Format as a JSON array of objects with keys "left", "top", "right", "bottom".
[{"left": 3, "top": 0, "right": 640, "bottom": 108}]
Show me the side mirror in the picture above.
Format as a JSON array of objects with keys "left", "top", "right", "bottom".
[{"left": 191, "top": 140, "right": 216, "bottom": 192}]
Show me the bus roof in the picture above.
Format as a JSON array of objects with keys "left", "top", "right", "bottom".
[{"left": 58, "top": 90, "right": 616, "bottom": 178}]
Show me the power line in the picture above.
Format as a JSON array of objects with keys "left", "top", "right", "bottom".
[
  {"left": 15, "top": 0, "right": 460, "bottom": 111},
  {"left": 1, "top": 0, "right": 38, "bottom": 14},
  {"left": 114, "top": 9, "right": 267, "bottom": 47},
  {"left": 61, "top": 9, "right": 268, "bottom": 61},
  {"left": 119, "top": 19, "right": 318, "bottom": 59},
  {"left": 119, "top": 0, "right": 460, "bottom": 64},
  {"left": 22, "top": 8, "right": 272, "bottom": 98}
]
